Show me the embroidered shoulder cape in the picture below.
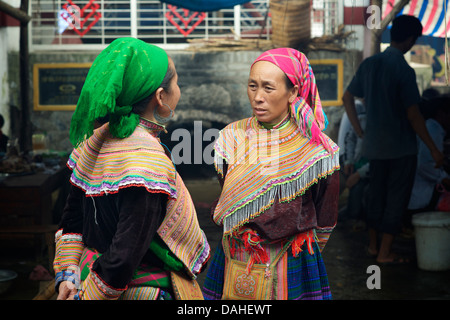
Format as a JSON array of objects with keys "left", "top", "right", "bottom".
[
  {"left": 67, "top": 120, "right": 210, "bottom": 277},
  {"left": 213, "top": 116, "right": 339, "bottom": 235},
  {"left": 68, "top": 121, "right": 177, "bottom": 198}
]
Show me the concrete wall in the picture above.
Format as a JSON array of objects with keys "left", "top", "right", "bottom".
[
  {"left": 3, "top": 48, "right": 363, "bottom": 178},
  {"left": 6, "top": 49, "right": 359, "bottom": 155}
]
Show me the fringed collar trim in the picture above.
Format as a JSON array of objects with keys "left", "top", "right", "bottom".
[{"left": 213, "top": 117, "right": 339, "bottom": 235}]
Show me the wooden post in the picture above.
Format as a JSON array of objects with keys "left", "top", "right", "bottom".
[
  {"left": 0, "top": 0, "right": 31, "bottom": 23},
  {"left": 370, "top": 0, "right": 382, "bottom": 56},
  {"left": 19, "top": 0, "right": 32, "bottom": 154}
]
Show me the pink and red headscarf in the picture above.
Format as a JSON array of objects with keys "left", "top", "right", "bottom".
[{"left": 252, "top": 48, "right": 331, "bottom": 153}]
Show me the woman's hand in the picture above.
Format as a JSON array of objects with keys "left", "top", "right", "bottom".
[
  {"left": 57, "top": 281, "right": 78, "bottom": 300},
  {"left": 431, "top": 148, "right": 445, "bottom": 168}
]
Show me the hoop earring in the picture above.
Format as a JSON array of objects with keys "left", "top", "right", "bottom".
[{"left": 154, "top": 103, "right": 174, "bottom": 124}]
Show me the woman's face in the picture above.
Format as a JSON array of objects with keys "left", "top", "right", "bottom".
[{"left": 247, "top": 61, "right": 298, "bottom": 125}]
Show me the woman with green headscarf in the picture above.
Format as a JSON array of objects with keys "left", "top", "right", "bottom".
[{"left": 53, "top": 38, "right": 210, "bottom": 300}]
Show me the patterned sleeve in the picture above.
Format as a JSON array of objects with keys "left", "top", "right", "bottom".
[
  {"left": 53, "top": 185, "right": 86, "bottom": 292},
  {"left": 313, "top": 171, "right": 340, "bottom": 251}
]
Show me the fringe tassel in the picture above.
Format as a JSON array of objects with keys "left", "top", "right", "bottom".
[
  {"left": 233, "top": 229, "right": 316, "bottom": 274},
  {"left": 223, "top": 152, "right": 339, "bottom": 234},
  {"left": 292, "top": 230, "right": 315, "bottom": 257},
  {"left": 235, "top": 229, "right": 269, "bottom": 274},
  {"left": 309, "top": 121, "right": 322, "bottom": 146}
]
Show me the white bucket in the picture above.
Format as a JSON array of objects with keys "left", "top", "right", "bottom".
[{"left": 412, "top": 211, "right": 450, "bottom": 271}]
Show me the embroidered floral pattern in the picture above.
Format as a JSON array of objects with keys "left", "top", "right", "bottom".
[{"left": 234, "top": 269, "right": 258, "bottom": 299}]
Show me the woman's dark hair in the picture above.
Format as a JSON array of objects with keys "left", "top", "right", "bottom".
[
  {"left": 132, "top": 61, "right": 176, "bottom": 115},
  {"left": 284, "top": 74, "right": 294, "bottom": 91},
  {"left": 391, "top": 15, "right": 423, "bottom": 43},
  {"left": 284, "top": 73, "right": 301, "bottom": 99}
]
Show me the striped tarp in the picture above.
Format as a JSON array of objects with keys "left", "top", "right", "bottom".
[{"left": 383, "top": 0, "right": 450, "bottom": 37}]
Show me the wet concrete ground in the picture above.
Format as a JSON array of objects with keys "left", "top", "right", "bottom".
[
  {"left": 187, "top": 179, "right": 450, "bottom": 300},
  {"left": 1, "top": 178, "right": 450, "bottom": 300}
]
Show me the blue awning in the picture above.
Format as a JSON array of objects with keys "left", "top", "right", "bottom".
[{"left": 160, "top": 0, "right": 251, "bottom": 12}]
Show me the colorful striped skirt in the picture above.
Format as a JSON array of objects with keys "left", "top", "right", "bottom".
[{"left": 202, "top": 239, "right": 332, "bottom": 300}]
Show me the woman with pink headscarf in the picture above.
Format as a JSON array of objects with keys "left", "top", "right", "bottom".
[{"left": 202, "top": 48, "right": 340, "bottom": 300}]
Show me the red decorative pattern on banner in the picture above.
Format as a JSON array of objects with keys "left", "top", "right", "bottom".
[
  {"left": 61, "top": 0, "right": 101, "bottom": 37},
  {"left": 165, "top": 5, "right": 206, "bottom": 37}
]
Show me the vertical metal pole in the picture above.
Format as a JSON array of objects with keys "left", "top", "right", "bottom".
[
  {"left": 130, "top": 0, "right": 137, "bottom": 38},
  {"left": 19, "top": 0, "right": 31, "bottom": 154},
  {"left": 163, "top": 3, "right": 167, "bottom": 45},
  {"left": 101, "top": 0, "right": 105, "bottom": 44},
  {"left": 234, "top": 5, "right": 241, "bottom": 40}
]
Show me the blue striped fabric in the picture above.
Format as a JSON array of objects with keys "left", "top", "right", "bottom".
[
  {"left": 160, "top": 0, "right": 249, "bottom": 11},
  {"left": 383, "top": 0, "right": 450, "bottom": 38},
  {"left": 202, "top": 240, "right": 332, "bottom": 300}
]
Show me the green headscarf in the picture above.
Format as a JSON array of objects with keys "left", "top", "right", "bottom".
[{"left": 69, "top": 37, "right": 169, "bottom": 147}]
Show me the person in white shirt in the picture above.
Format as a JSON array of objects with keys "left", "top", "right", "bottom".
[{"left": 408, "top": 95, "right": 450, "bottom": 214}]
